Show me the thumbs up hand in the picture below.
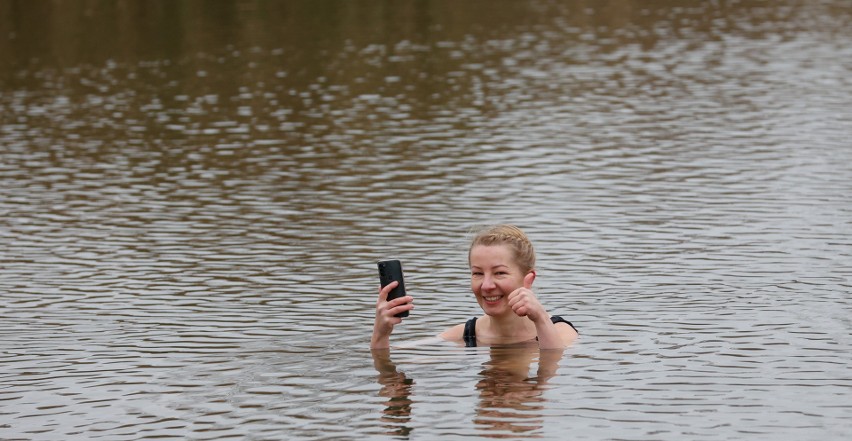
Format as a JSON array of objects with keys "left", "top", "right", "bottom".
[{"left": 507, "top": 271, "right": 547, "bottom": 323}]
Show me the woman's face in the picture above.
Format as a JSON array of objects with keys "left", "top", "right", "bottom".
[{"left": 469, "top": 244, "right": 527, "bottom": 316}]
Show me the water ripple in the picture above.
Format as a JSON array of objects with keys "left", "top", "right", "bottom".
[{"left": 3, "top": 0, "right": 852, "bottom": 439}]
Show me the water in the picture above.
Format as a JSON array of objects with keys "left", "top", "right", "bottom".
[{"left": 2, "top": 0, "right": 851, "bottom": 439}]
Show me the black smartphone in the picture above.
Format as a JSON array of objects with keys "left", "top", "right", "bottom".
[{"left": 377, "top": 259, "right": 409, "bottom": 318}]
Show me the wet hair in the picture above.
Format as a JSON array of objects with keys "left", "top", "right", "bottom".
[{"left": 468, "top": 224, "right": 536, "bottom": 273}]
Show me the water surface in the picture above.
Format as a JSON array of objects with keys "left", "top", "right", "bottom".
[{"left": 2, "top": 0, "right": 851, "bottom": 439}]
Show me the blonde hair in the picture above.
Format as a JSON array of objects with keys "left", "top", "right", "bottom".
[{"left": 468, "top": 224, "right": 536, "bottom": 273}]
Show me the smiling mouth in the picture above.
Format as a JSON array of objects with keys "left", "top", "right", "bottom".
[{"left": 484, "top": 295, "right": 502, "bottom": 302}]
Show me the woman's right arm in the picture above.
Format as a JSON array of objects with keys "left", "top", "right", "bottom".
[{"left": 370, "top": 281, "right": 414, "bottom": 349}]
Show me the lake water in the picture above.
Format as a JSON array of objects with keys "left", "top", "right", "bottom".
[{"left": 2, "top": 0, "right": 851, "bottom": 439}]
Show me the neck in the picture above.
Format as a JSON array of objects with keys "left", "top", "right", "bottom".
[{"left": 484, "top": 312, "right": 537, "bottom": 338}]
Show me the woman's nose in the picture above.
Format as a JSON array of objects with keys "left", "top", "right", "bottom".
[{"left": 481, "top": 274, "right": 496, "bottom": 290}]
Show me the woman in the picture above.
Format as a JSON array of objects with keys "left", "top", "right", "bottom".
[{"left": 371, "top": 224, "right": 578, "bottom": 349}]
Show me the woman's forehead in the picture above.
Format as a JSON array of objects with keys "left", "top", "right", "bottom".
[{"left": 469, "top": 244, "right": 516, "bottom": 264}]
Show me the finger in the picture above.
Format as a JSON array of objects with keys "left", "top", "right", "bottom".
[
  {"left": 389, "top": 303, "right": 414, "bottom": 317},
  {"left": 387, "top": 296, "right": 413, "bottom": 308},
  {"left": 508, "top": 285, "right": 524, "bottom": 299},
  {"left": 509, "top": 291, "right": 524, "bottom": 309},
  {"left": 508, "top": 287, "right": 529, "bottom": 304},
  {"left": 382, "top": 296, "right": 412, "bottom": 315},
  {"left": 523, "top": 272, "right": 535, "bottom": 289},
  {"left": 378, "top": 280, "right": 399, "bottom": 301}
]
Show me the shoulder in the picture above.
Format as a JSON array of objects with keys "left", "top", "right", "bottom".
[
  {"left": 439, "top": 323, "right": 465, "bottom": 341},
  {"left": 550, "top": 315, "right": 579, "bottom": 342},
  {"left": 550, "top": 315, "right": 577, "bottom": 331}
]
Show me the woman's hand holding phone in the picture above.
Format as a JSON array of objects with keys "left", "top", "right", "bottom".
[{"left": 371, "top": 260, "right": 414, "bottom": 349}]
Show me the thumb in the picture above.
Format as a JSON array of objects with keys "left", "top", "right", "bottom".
[{"left": 523, "top": 271, "right": 535, "bottom": 289}]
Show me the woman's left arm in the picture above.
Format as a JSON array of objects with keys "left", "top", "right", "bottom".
[
  {"left": 531, "top": 315, "right": 566, "bottom": 349},
  {"left": 507, "top": 282, "right": 567, "bottom": 349}
]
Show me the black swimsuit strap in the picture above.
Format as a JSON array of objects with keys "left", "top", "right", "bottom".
[
  {"left": 549, "top": 315, "right": 579, "bottom": 333},
  {"left": 463, "top": 315, "right": 578, "bottom": 347},
  {"left": 463, "top": 317, "right": 478, "bottom": 347}
]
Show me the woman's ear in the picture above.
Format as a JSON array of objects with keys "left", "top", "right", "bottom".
[{"left": 523, "top": 270, "right": 536, "bottom": 289}]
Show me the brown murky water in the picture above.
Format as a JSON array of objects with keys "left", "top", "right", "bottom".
[{"left": 2, "top": 1, "right": 851, "bottom": 439}]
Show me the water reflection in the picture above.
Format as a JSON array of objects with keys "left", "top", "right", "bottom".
[
  {"left": 372, "top": 349, "right": 416, "bottom": 437},
  {"left": 474, "top": 347, "right": 563, "bottom": 438},
  {"left": 373, "top": 346, "right": 564, "bottom": 438}
]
